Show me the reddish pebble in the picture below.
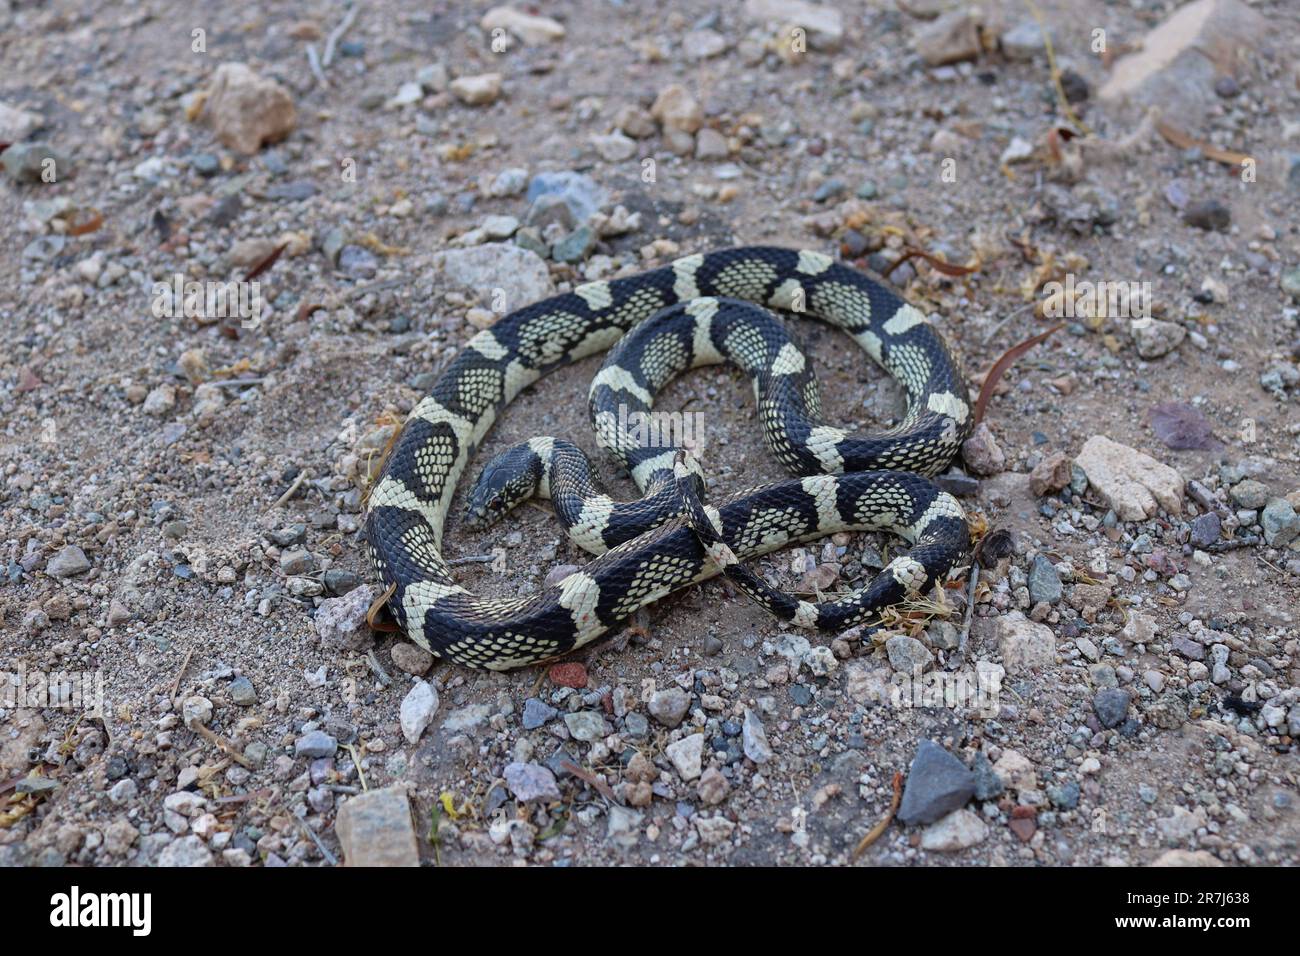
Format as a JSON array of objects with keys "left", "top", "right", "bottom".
[
  {"left": 1008, "top": 814, "right": 1037, "bottom": 843},
  {"left": 549, "top": 662, "right": 587, "bottom": 688}
]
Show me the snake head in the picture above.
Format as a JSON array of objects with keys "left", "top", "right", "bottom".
[{"left": 464, "top": 442, "right": 544, "bottom": 529}]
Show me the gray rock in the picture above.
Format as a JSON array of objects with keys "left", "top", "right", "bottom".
[
  {"left": 46, "top": 546, "right": 91, "bottom": 578},
  {"left": 1132, "top": 319, "right": 1187, "bottom": 359},
  {"left": 521, "top": 697, "right": 558, "bottom": 730},
  {"left": 442, "top": 703, "right": 492, "bottom": 733},
  {"left": 0, "top": 101, "right": 44, "bottom": 142},
  {"left": 1048, "top": 781, "right": 1081, "bottom": 809},
  {"left": 1093, "top": 688, "right": 1132, "bottom": 728},
  {"left": 504, "top": 762, "right": 561, "bottom": 802},
  {"left": 279, "top": 548, "right": 317, "bottom": 575},
  {"left": 623, "top": 712, "right": 649, "bottom": 737},
  {"left": 1189, "top": 512, "right": 1221, "bottom": 548},
  {"left": 488, "top": 167, "right": 529, "bottom": 197},
  {"left": 1000, "top": 20, "right": 1051, "bottom": 61},
  {"left": 899, "top": 740, "right": 976, "bottom": 825},
  {"left": 1261, "top": 498, "right": 1299, "bottom": 547},
  {"left": 229, "top": 676, "right": 257, "bottom": 706},
  {"left": 2, "top": 142, "right": 68, "bottom": 183},
  {"left": 337, "top": 245, "right": 378, "bottom": 279},
  {"left": 525, "top": 170, "right": 608, "bottom": 224},
  {"left": 551, "top": 224, "right": 596, "bottom": 263},
  {"left": 648, "top": 688, "right": 691, "bottom": 728},
  {"left": 1027, "top": 555, "right": 1062, "bottom": 605},
  {"left": 295, "top": 730, "right": 338, "bottom": 759},
  {"left": 313, "top": 584, "right": 377, "bottom": 652},
  {"left": 1282, "top": 267, "right": 1300, "bottom": 302},
  {"left": 1229, "top": 479, "right": 1269, "bottom": 510},
  {"left": 335, "top": 787, "right": 419, "bottom": 866},
  {"left": 563, "top": 711, "right": 607, "bottom": 742},
  {"left": 972, "top": 751, "right": 1004, "bottom": 800},
  {"left": 1183, "top": 200, "right": 1230, "bottom": 231},
  {"left": 606, "top": 804, "right": 642, "bottom": 849},
  {"left": 885, "top": 634, "right": 934, "bottom": 674},
  {"left": 742, "top": 708, "right": 773, "bottom": 763}
]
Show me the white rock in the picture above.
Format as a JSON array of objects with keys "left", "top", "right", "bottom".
[
  {"left": 999, "top": 136, "right": 1034, "bottom": 165},
  {"left": 994, "top": 611, "right": 1056, "bottom": 674},
  {"left": 199, "top": 62, "right": 296, "bottom": 154},
  {"left": 1074, "top": 435, "right": 1185, "bottom": 521},
  {"left": 480, "top": 7, "right": 565, "bottom": 44},
  {"left": 157, "top": 834, "right": 214, "bottom": 867},
  {"left": 921, "top": 808, "right": 989, "bottom": 851},
  {"left": 590, "top": 131, "right": 637, "bottom": 162},
  {"left": 433, "top": 243, "right": 553, "bottom": 309},
  {"left": 1157, "top": 805, "right": 1207, "bottom": 844},
  {"left": 450, "top": 73, "right": 502, "bottom": 106},
  {"left": 399, "top": 680, "right": 439, "bottom": 744},
  {"left": 665, "top": 733, "right": 705, "bottom": 780},
  {"left": 1000, "top": 21, "right": 1051, "bottom": 61},
  {"left": 991, "top": 749, "right": 1038, "bottom": 791},
  {"left": 744, "top": 0, "right": 843, "bottom": 49},
  {"left": 914, "top": 8, "right": 986, "bottom": 66},
  {"left": 650, "top": 84, "right": 703, "bottom": 134},
  {"left": 0, "top": 101, "right": 44, "bottom": 142},
  {"left": 682, "top": 28, "right": 727, "bottom": 60},
  {"left": 1150, "top": 849, "right": 1225, "bottom": 866},
  {"left": 387, "top": 82, "right": 424, "bottom": 109}
]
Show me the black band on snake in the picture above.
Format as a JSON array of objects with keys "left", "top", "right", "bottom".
[{"left": 364, "top": 247, "right": 974, "bottom": 670}]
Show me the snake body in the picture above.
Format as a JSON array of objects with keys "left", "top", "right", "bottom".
[{"left": 365, "top": 247, "right": 973, "bottom": 670}]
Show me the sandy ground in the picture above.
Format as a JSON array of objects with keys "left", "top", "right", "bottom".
[{"left": 1, "top": 0, "right": 1298, "bottom": 867}]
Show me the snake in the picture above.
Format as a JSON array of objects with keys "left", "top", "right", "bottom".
[{"left": 364, "top": 247, "right": 974, "bottom": 670}]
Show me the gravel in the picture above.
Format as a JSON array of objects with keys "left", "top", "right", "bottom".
[{"left": 2, "top": 0, "right": 1297, "bottom": 873}]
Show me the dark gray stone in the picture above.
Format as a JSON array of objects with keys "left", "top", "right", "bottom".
[
  {"left": 972, "top": 750, "right": 1004, "bottom": 801},
  {"left": 521, "top": 697, "right": 557, "bottom": 730},
  {"left": 898, "top": 740, "right": 976, "bottom": 825},
  {"left": 1092, "top": 688, "right": 1132, "bottom": 729},
  {"left": 1189, "top": 512, "right": 1221, "bottom": 548},
  {"left": 1027, "top": 555, "right": 1062, "bottom": 605}
]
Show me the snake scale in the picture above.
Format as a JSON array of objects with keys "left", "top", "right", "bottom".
[{"left": 365, "top": 247, "right": 974, "bottom": 670}]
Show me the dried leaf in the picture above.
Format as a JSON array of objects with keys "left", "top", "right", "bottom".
[
  {"left": 884, "top": 245, "right": 979, "bottom": 279},
  {"left": 975, "top": 527, "right": 1015, "bottom": 568},
  {"left": 558, "top": 760, "right": 622, "bottom": 806},
  {"left": 1148, "top": 401, "right": 1222, "bottom": 451},
  {"left": 1155, "top": 119, "right": 1251, "bottom": 167},
  {"left": 295, "top": 300, "right": 326, "bottom": 322},
  {"left": 974, "top": 324, "right": 1063, "bottom": 425},
  {"left": 243, "top": 240, "right": 289, "bottom": 281},
  {"left": 65, "top": 207, "right": 104, "bottom": 236}
]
